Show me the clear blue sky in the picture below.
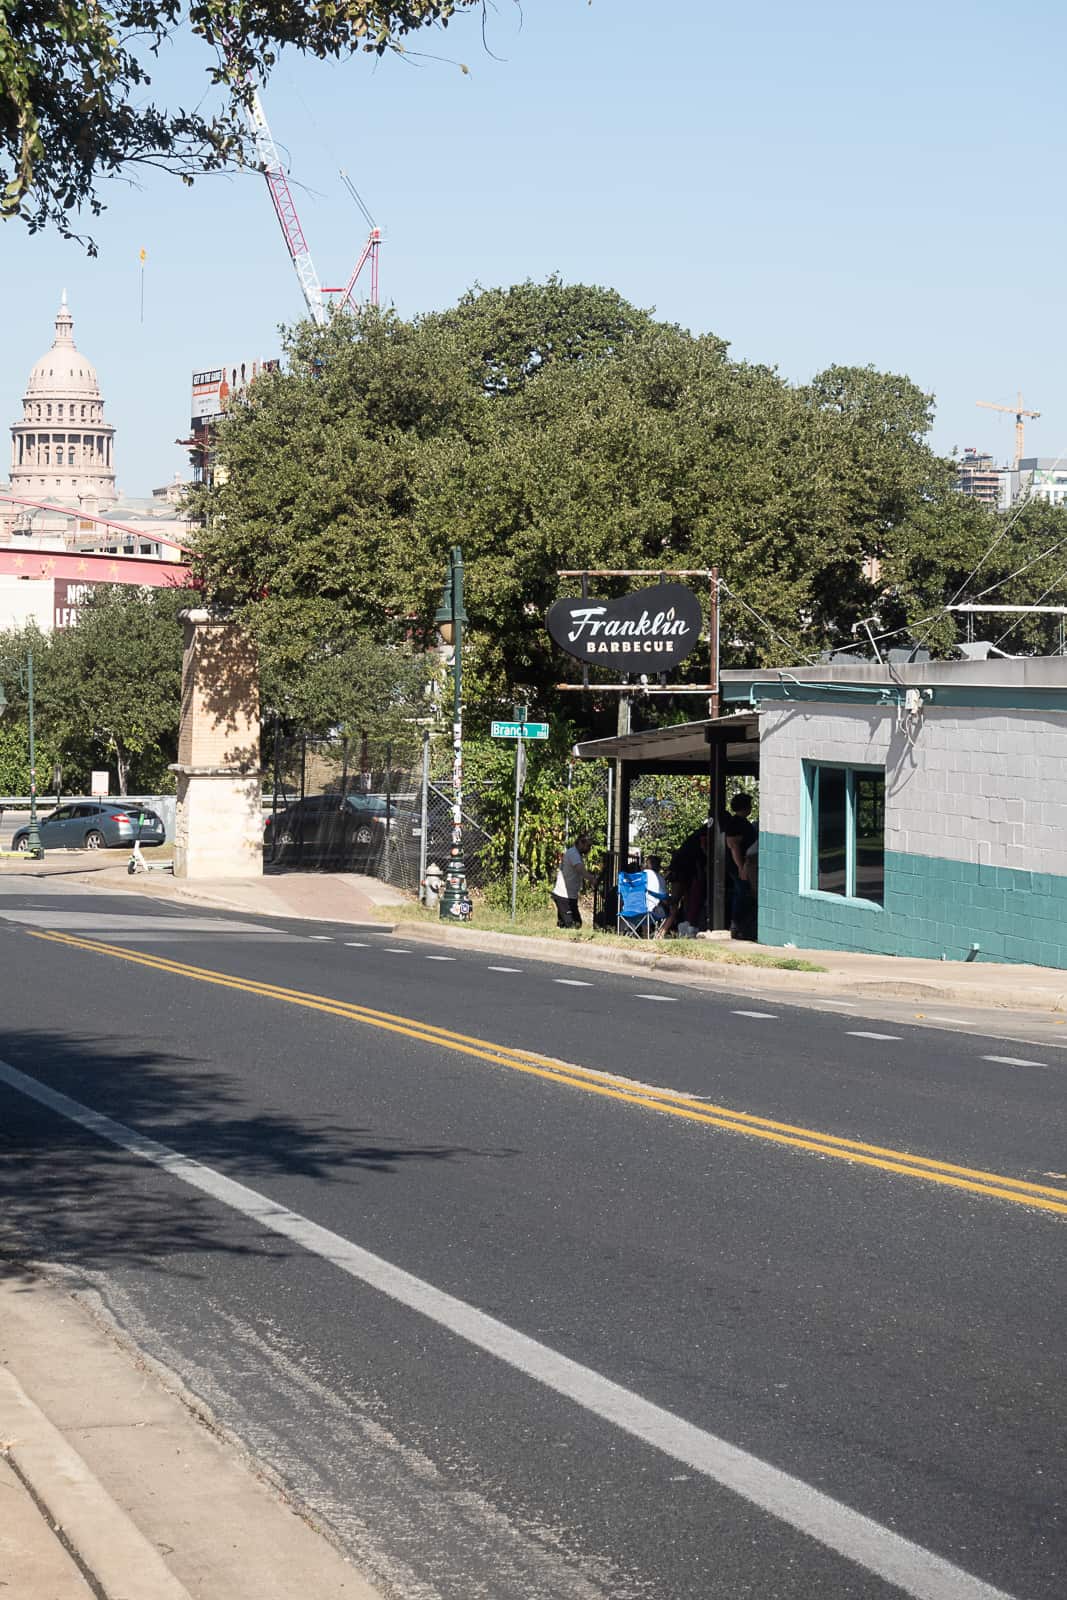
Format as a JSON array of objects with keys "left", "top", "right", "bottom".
[{"left": 3, "top": 0, "right": 1064, "bottom": 495}]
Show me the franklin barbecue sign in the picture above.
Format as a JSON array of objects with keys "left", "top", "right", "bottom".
[{"left": 546, "top": 583, "right": 703, "bottom": 676}]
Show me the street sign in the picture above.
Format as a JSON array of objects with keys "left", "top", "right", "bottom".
[{"left": 491, "top": 720, "right": 549, "bottom": 740}]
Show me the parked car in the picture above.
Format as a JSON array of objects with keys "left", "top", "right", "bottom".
[
  {"left": 12, "top": 801, "right": 166, "bottom": 852},
  {"left": 264, "top": 791, "right": 420, "bottom": 867}
]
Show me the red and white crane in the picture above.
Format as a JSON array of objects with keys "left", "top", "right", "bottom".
[{"left": 244, "top": 89, "right": 380, "bottom": 324}]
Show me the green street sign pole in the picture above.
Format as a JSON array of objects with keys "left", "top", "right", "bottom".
[{"left": 509, "top": 703, "right": 527, "bottom": 923}]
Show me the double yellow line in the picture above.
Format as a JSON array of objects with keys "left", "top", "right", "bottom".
[{"left": 31, "top": 928, "right": 1067, "bottom": 1218}]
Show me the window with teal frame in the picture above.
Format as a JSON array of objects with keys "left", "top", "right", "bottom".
[{"left": 804, "top": 763, "right": 885, "bottom": 905}]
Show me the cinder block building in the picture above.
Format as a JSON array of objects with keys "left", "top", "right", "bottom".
[{"left": 722, "top": 658, "right": 1067, "bottom": 968}]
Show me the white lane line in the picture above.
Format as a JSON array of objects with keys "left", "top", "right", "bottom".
[
  {"left": 384, "top": 948, "right": 411, "bottom": 954},
  {"left": 927, "top": 1017, "right": 969, "bottom": 1026},
  {"left": 487, "top": 965, "right": 522, "bottom": 973},
  {"left": 846, "top": 1031, "right": 901, "bottom": 1041},
  {"left": 309, "top": 936, "right": 333, "bottom": 942},
  {"left": 426, "top": 955, "right": 456, "bottom": 962},
  {"left": 344, "top": 941, "right": 369, "bottom": 948},
  {"left": 554, "top": 979, "right": 593, "bottom": 988},
  {"left": 983, "top": 1054, "right": 1046, "bottom": 1068},
  {"left": 635, "top": 994, "right": 678, "bottom": 1003},
  {"left": 0, "top": 1057, "right": 1016, "bottom": 1600},
  {"left": 732, "top": 1010, "right": 777, "bottom": 1020}
]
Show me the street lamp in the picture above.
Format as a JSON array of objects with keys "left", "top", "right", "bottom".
[
  {"left": 0, "top": 651, "right": 43, "bottom": 858},
  {"left": 434, "top": 544, "right": 471, "bottom": 920}
]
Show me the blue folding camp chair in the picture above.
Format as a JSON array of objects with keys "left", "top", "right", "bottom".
[{"left": 617, "top": 869, "right": 654, "bottom": 938}]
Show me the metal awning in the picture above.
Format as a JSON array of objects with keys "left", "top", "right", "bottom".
[{"left": 572, "top": 711, "right": 759, "bottom": 767}]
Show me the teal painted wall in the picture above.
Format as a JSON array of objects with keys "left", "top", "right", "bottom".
[{"left": 758, "top": 832, "right": 1067, "bottom": 969}]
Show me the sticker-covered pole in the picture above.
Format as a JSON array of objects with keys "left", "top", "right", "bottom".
[{"left": 438, "top": 546, "right": 471, "bottom": 920}]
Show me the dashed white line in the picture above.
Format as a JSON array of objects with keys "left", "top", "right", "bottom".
[
  {"left": 635, "top": 994, "right": 678, "bottom": 1003},
  {"left": 384, "top": 948, "right": 411, "bottom": 954},
  {"left": 487, "top": 965, "right": 522, "bottom": 973},
  {"left": 982, "top": 1054, "right": 1046, "bottom": 1068},
  {"left": 554, "top": 979, "right": 593, "bottom": 988},
  {"left": 733, "top": 1010, "right": 778, "bottom": 1020},
  {"left": 846, "top": 1031, "right": 901, "bottom": 1041},
  {"left": 425, "top": 955, "right": 456, "bottom": 962},
  {"left": 309, "top": 935, "right": 333, "bottom": 942},
  {"left": 344, "top": 941, "right": 368, "bottom": 948}
]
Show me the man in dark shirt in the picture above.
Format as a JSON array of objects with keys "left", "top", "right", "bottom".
[{"left": 723, "top": 793, "right": 757, "bottom": 938}]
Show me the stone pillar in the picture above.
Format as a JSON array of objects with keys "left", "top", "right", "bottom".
[{"left": 170, "top": 609, "right": 263, "bottom": 879}]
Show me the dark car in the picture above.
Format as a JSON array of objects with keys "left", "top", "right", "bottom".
[
  {"left": 264, "top": 792, "right": 420, "bottom": 867},
  {"left": 12, "top": 801, "right": 166, "bottom": 852}
]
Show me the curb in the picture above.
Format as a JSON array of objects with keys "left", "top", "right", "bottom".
[
  {"left": 0, "top": 1368, "right": 193, "bottom": 1600},
  {"left": 395, "top": 924, "right": 1067, "bottom": 1014}
]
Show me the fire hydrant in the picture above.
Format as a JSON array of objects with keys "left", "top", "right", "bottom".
[{"left": 422, "top": 861, "right": 444, "bottom": 910}]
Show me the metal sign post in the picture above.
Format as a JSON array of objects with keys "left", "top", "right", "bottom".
[
  {"left": 509, "top": 705, "right": 526, "bottom": 922},
  {"left": 492, "top": 710, "right": 546, "bottom": 922}
]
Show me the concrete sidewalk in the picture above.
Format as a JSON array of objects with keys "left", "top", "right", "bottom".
[
  {"left": 0, "top": 1272, "right": 380, "bottom": 1600},
  {"left": 3, "top": 855, "right": 1066, "bottom": 1013},
  {"left": 0, "top": 852, "right": 401, "bottom": 928}
]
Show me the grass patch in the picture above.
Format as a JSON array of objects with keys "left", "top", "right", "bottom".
[{"left": 382, "top": 898, "right": 825, "bottom": 972}]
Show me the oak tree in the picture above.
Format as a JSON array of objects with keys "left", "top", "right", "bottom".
[{"left": 2, "top": 0, "right": 482, "bottom": 243}]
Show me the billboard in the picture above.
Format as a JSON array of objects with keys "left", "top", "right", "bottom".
[
  {"left": 190, "top": 359, "right": 280, "bottom": 433},
  {"left": 53, "top": 577, "right": 107, "bottom": 630}
]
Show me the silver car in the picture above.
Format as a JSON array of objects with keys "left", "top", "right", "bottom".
[{"left": 12, "top": 801, "right": 166, "bottom": 852}]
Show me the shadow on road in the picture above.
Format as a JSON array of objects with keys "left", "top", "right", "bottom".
[{"left": 0, "top": 1027, "right": 516, "bottom": 1283}]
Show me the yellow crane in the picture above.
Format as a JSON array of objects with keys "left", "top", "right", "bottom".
[{"left": 976, "top": 391, "right": 1040, "bottom": 471}]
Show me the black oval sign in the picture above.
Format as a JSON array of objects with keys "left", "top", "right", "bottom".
[{"left": 546, "top": 583, "right": 703, "bottom": 676}]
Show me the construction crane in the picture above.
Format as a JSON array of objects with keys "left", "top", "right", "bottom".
[
  {"left": 328, "top": 172, "right": 381, "bottom": 311},
  {"left": 976, "top": 391, "right": 1040, "bottom": 471},
  {"left": 244, "top": 91, "right": 380, "bottom": 324},
  {"left": 245, "top": 88, "right": 327, "bottom": 326}
]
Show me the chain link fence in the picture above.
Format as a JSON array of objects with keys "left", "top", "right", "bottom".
[
  {"left": 265, "top": 732, "right": 494, "bottom": 893},
  {"left": 265, "top": 731, "right": 713, "bottom": 904}
]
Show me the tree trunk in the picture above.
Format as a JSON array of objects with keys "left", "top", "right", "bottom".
[{"left": 114, "top": 741, "right": 129, "bottom": 796}]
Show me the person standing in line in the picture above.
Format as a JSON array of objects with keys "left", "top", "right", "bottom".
[
  {"left": 552, "top": 831, "right": 593, "bottom": 928},
  {"left": 724, "top": 792, "right": 758, "bottom": 939},
  {"left": 644, "top": 854, "right": 670, "bottom": 927}
]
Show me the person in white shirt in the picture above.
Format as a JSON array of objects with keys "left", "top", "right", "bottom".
[
  {"left": 552, "top": 832, "right": 592, "bottom": 928},
  {"left": 644, "top": 854, "right": 669, "bottom": 924}
]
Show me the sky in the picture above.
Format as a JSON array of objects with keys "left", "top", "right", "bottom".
[{"left": 3, "top": 0, "right": 1065, "bottom": 496}]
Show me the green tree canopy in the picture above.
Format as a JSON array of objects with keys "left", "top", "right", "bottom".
[
  {"left": 43, "top": 585, "right": 187, "bottom": 793},
  {"left": 192, "top": 280, "right": 1061, "bottom": 738},
  {"left": 2, "top": 0, "right": 481, "bottom": 243},
  {"left": 0, "top": 588, "right": 186, "bottom": 794}
]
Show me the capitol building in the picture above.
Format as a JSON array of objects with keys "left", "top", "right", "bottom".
[
  {"left": 9, "top": 292, "right": 118, "bottom": 508},
  {"left": 1, "top": 293, "right": 190, "bottom": 630}
]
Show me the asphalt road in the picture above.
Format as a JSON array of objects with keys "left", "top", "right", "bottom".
[{"left": 0, "top": 875, "right": 1064, "bottom": 1600}]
